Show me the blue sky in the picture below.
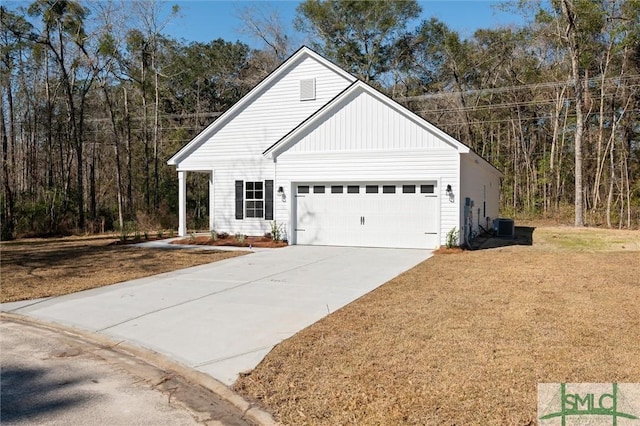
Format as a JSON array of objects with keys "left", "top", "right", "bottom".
[{"left": 165, "top": 1, "right": 526, "bottom": 47}]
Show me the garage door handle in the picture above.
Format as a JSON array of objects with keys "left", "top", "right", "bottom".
[
  {"left": 360, "top": 216, "right": 364, "bottom": 225},
  {"left": 363, "top": 216, "right": 365, "bottom": 225}
]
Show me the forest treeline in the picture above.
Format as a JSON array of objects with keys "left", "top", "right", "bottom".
[{"left": 1, "top": 0, "right": 639, "bottom": 239}]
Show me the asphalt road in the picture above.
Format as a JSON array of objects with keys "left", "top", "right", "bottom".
[{"left": 0, "top": 318, "right": 254, "bottom": 426}]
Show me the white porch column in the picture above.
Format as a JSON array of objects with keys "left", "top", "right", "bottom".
[
  {"left": 209, "top": 171, "right": 214, "bottom": 231},
  {"left": 178, "top": 170, "right": 187, "bottom": 236}
]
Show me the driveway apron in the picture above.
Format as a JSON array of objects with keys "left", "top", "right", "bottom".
[{"left": 4, "top": 246, "right": 431, "bottom": 385}]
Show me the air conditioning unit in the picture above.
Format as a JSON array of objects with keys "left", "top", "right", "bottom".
[{"left": 493, "top": 218, "right": 515, "bottom": 238}]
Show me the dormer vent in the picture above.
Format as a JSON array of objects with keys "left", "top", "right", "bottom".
[{"left": 300, "top": 78, "right": 316, "bottom": 101}]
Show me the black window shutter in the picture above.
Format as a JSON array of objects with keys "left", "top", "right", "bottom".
[
  {"left": 235, "top": 180, "right": 244, "bottom": 219},
  {"left": 265, "top": 180, "right": 274, "bottom": 220}
]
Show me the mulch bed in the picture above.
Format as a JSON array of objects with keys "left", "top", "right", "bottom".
[{"left": 171, "top": 235, "right": 288, "bottom": 248}]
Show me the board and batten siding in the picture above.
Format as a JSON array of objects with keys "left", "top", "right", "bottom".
[
  {"left": 287, "top": 89, "right": 459, "bottom": 153},
  {"left": 274, "top": 149, "right": 460, "bottom": 247},
  {"left": 459, "top": 154, "right": 501, "bottom": 237},
  {"left": 177, "top": 55, "right": 353, "bottom": 170}
]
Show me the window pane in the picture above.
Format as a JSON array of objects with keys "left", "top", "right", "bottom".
[
  {"left": 331, "top": 185, "right": 343, "bottom": 193},
  {"left": 298, "top": 185, "right": 309, "bottom": 194},
  {"left": 402, "top": 185, "right": 416, "bottom": 193},
  {"left": 313, "top": 185, "right": 325, "bottom": 194},
  {"left": 366, "top": 185, "right": 378, "bottom": 193},
  {"left": 347, "top": 185, "right": 359, "bottom": 194},
  {"left": 383, "top": 185, "right": 396, "bottom": 194},
  {"left": 246, "top": 181, "right": 265, "bottom": 201},
  {"left": 421, "top": 184, "right": 435, "bottom": 194},
  {"left": 245, "top": 201, "right": 264, "bottom": 218}
]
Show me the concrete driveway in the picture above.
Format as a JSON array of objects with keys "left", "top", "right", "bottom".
[{"left": 3, "top": 246, "right": 431, "bottom": 385}]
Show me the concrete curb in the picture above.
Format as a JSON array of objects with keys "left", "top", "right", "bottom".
[{"left": 0, "top": 312, "right": 279, "bottom": 426}]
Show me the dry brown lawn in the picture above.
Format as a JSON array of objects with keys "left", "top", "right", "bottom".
[
  {"left": 234, "top": 226, "right": 640, "bottom": 425},
  {"left": 0, "top": 235, "right": 244, "bottom": 303}
]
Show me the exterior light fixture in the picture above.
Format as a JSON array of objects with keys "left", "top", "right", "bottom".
[
  {"left": 446, "top": 184, "right": 454, "bottom": 202},
  {"left": 277, "top": 186, "right": 285, "bottom": 201}
]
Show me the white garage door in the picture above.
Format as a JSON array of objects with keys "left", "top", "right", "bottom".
[{"left": 295, "top": 182, "right": 439, "bottom": 249}]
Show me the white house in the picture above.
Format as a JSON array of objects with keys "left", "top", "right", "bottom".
[{"left": 168, "top": 46, "right": 502, "bottom": 249}]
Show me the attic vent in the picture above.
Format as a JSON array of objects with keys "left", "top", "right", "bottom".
[{"left": 300, "top": 78, "right": 316, "bottom": 101}]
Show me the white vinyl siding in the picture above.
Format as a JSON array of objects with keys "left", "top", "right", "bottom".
[
  {"left": 178, "top": 56, "right": 352, "bottom": 169},
  {"left": 203, "top": 158, "right": 276, "bottom": 237},
  {"left": 460, "top": 154, "right": 501, "bottom": 238}
]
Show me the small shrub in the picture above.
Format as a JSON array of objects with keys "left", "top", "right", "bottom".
[
  {"left": 169, "top": 228, "right": 175, "bottom": 238},
  {"left": 446, "top": 227, "right": 459, "bottom": 249},
  {"left": 133, "top": 229, "right": 141, "bottom": 241},
  {"left": 210, "top": 230, "right": 218, "bottom": 241},
  {"left": 143, "top": 231, "right": 149, "bottom": 240},
  {"left": 188, "top": 232, "right": 196, "bottom": 243},
  {"left": 270, "top": 221, "right": 283, "bottom": 242},
  {"left": 119, "top": 221, "right": 136, "bottom": 242},
  {"left": 235, "top": 232, "right": 246, "bottom": 243},
  {"left": 218, "top": 231, "right": 229, "bottom": 239},
  {"left": 157, "top": 229, "right": 164, "bottom": 239}
]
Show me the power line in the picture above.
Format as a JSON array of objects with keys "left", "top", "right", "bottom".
[{"left": 395, "top": 74, "right": 640, "bottom": 102}]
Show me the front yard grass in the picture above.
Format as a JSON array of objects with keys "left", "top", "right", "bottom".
[
  {"left": 234, "top": 226, "right": 640, "bottom": 425},
  {"left": 0, "top": 235, "right": 244, "bottom": 303}
]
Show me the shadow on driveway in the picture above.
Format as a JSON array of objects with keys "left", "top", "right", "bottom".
[{"left": 1, "top": 364, "right": 93, "bottom": 423}]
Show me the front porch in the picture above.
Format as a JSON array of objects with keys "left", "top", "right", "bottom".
[{"left": 177, "top": 170, "right": 214, "bottom": 237}]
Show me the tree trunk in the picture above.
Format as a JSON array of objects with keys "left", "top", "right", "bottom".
[
  {"left": 561, "top": 0, "right": 585, "bottom": 227},
  {"left": 0, "top": 87, "right": 15, "bottom": 240},
  {"left": 102, "top": 85, "right": 124, "bottom": 230},
  {"left": 153, "top": 68, "right": 160, "bottom": 209},
  {"left": 124, "top": 87, "right": 133, "bottom": 216},
  {"left": 45, "top": 53, "right": 54, "bottom": 189},
  {"left": 592, "top": 41, "right": 613, "bottom": 211},
  {"left": 89, "top": 143, "right": 97, "bottom": 221},
  {"left": 141, "top": 56, "right": 150, "bottom": 212}
]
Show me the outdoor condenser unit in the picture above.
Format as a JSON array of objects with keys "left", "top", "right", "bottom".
[{"left": 493, "top": 218, "right": 515, "bottom": 238}]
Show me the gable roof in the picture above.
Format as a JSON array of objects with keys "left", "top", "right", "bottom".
[
  {"left": 263, "top": 80, "right": 502, "bottom": 177},
  {"left": 167, "top": 46, "right": 356, "bottom": 166},
  {"left": 264, "top": 80, "right": 472, "bottom": 157}
]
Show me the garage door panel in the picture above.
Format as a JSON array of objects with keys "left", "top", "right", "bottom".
[{"left": 295, "top": 183, "right": 438, "bottom": 249}]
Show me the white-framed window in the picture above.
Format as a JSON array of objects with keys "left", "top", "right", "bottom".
[{"left": 245, "top": 181, "right": 264, "bottom": 218}]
